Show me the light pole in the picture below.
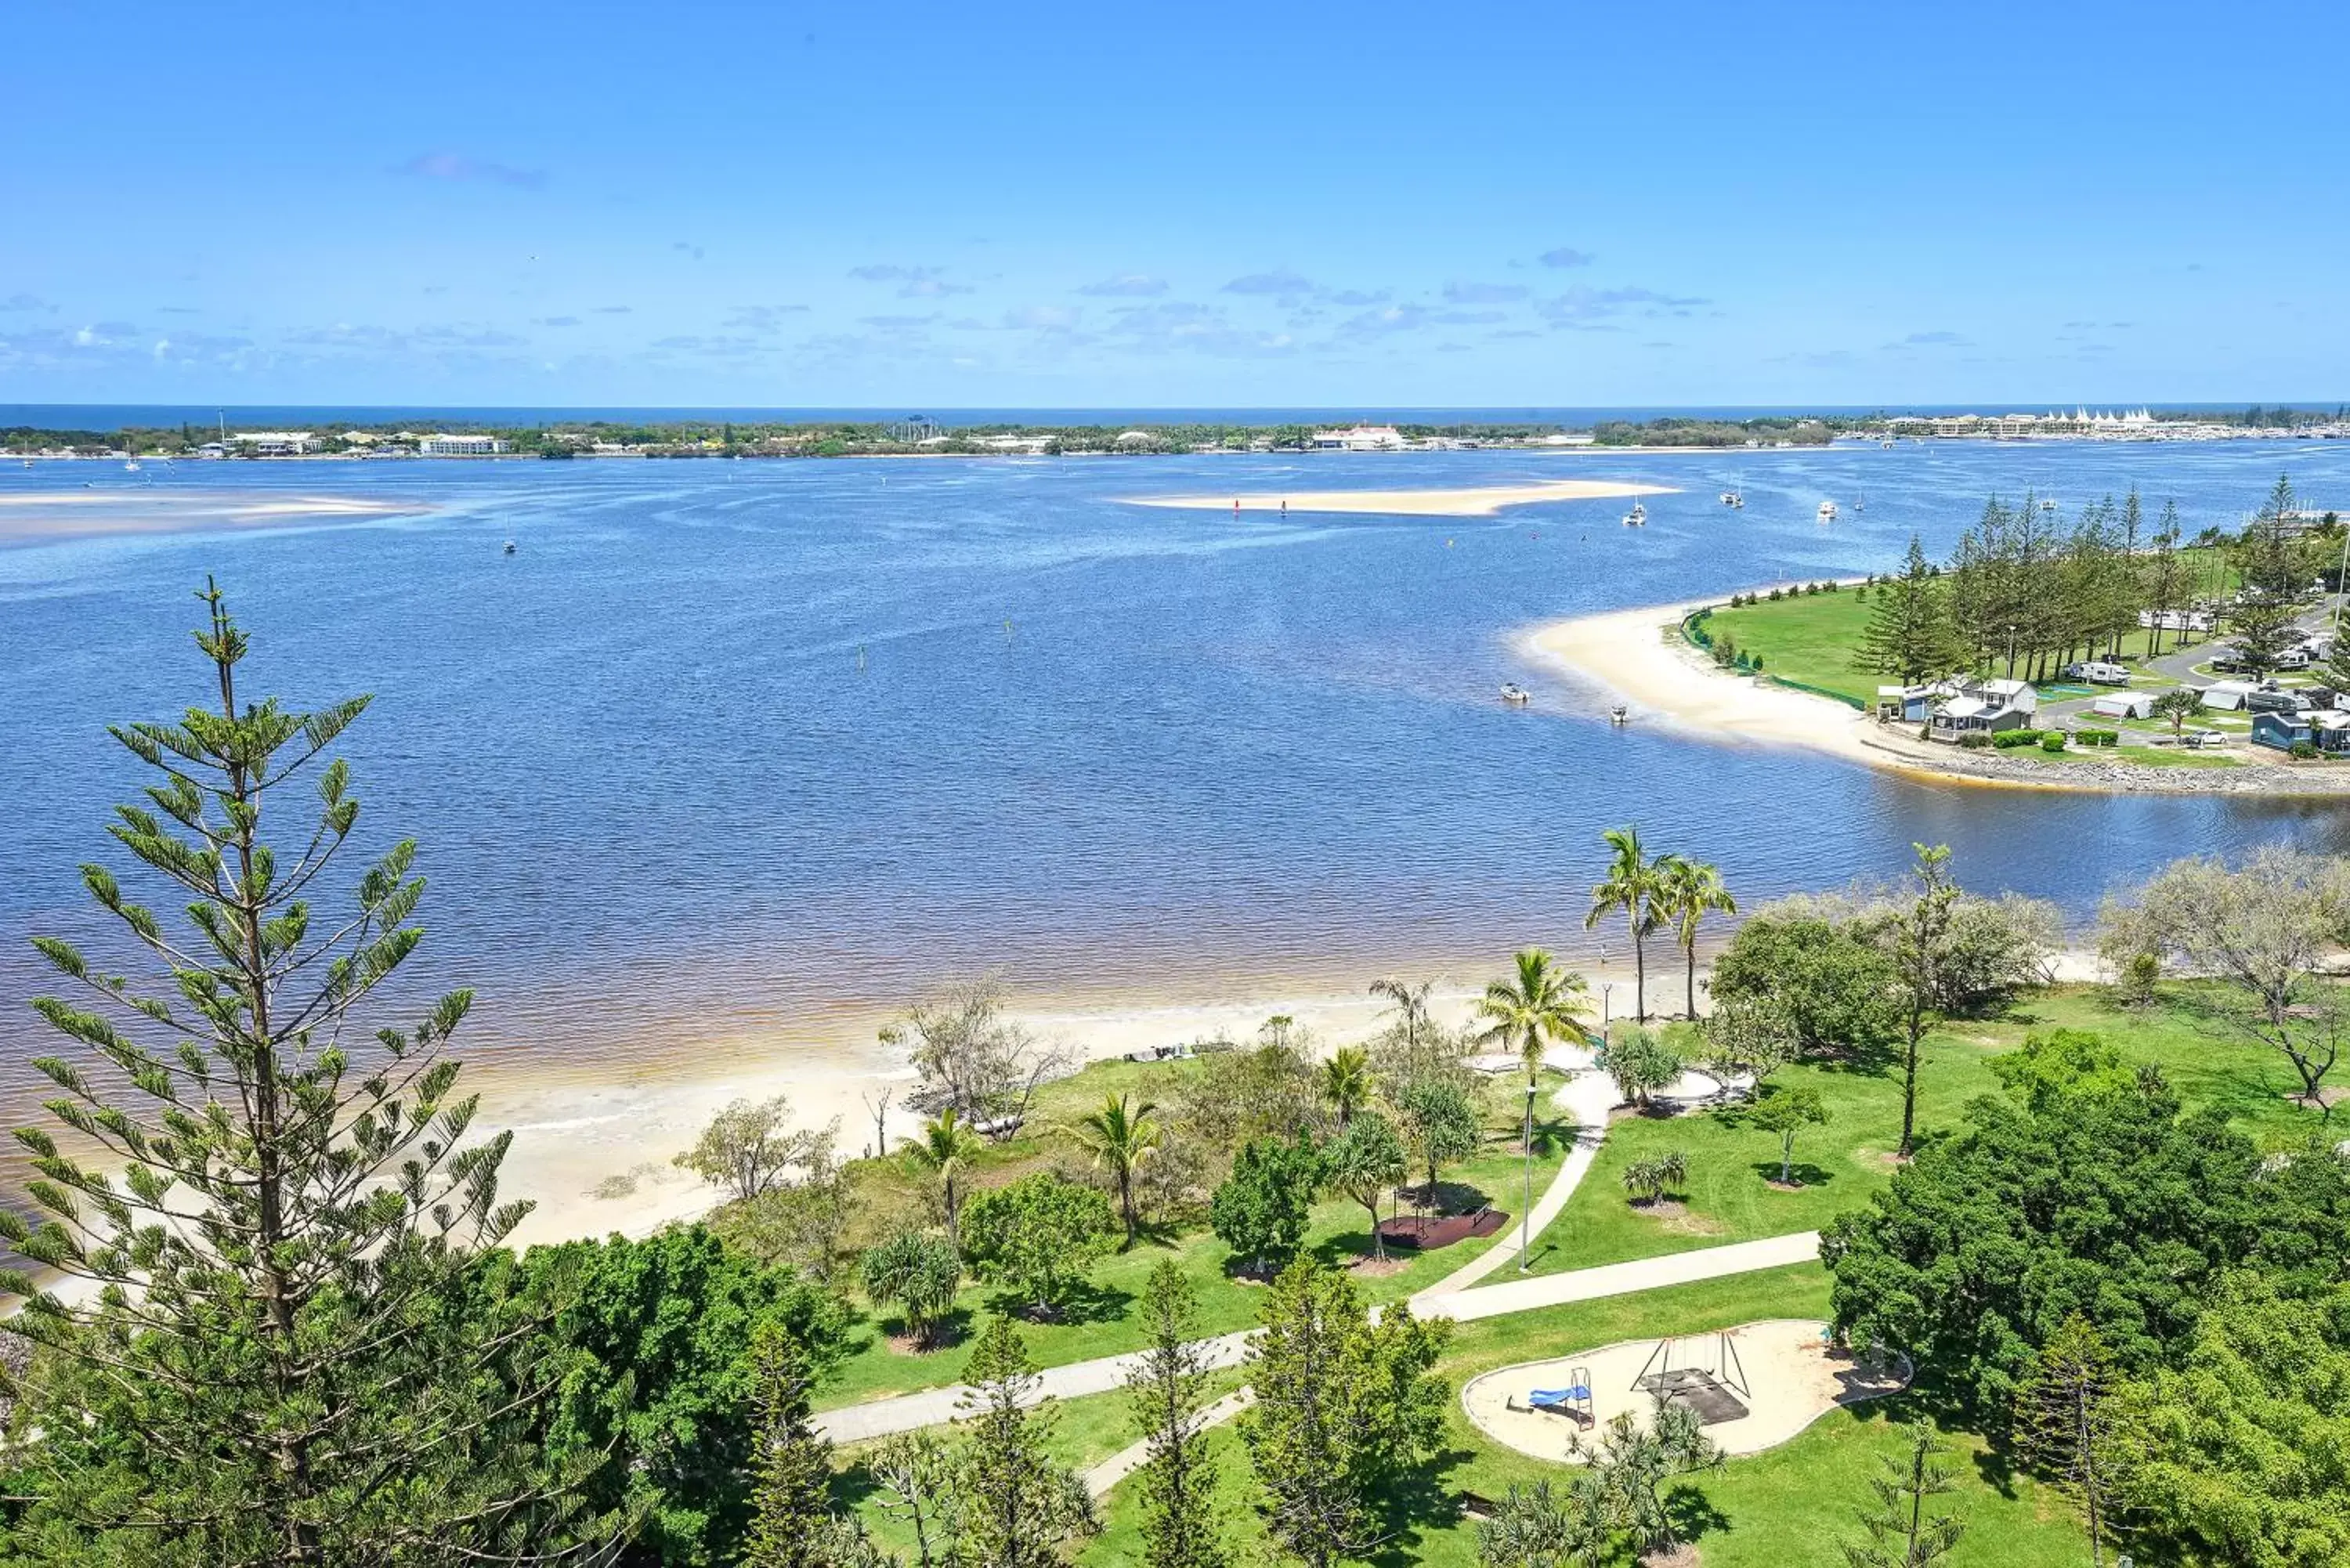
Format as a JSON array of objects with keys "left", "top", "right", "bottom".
[{"left": 1520, "top": 1078, "right": 1538, "bottom": 1274}]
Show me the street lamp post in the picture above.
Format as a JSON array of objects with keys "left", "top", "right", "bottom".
[{"left": 1520, "top": 1078, "right": 1538, "bottom": 1274}]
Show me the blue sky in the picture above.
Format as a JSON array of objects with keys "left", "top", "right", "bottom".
[{"left": 3, "top": 0, "right": 2344, "bottom": 409}]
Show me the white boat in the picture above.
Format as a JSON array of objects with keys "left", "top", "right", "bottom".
[
  {"left": 1853, "top": 494, "right": 1866, "bottom": 512},
  {"left": 503, "top": 540, "right": 518, "bottom": 555},
  {"left": 1609, "top": 704, "right": 1630, "bottom": 725},
  {"left": 1622, "top": 503, "right": 1647, "bottom": 527},
  {"left": 1499, "top": 683, "right": 1531, "bottom": 705},
  {"left": 1817, "top": 501, "right": 1838, "bottom": 522},
  {"left": 2040, "top": 498, "right": 2058, "bottom": 511},
  {"left": 1719, "top": 490, "right": 1744, "bottom": 508},
  {"left": 124, "top": 460, "right": 140, "bottom": 471},
  {"left": 1880, "top": 439, "right": 1894, "bottom": 448}
]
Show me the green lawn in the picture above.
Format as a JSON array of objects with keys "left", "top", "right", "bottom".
[
  {"left": 1691, "top": 591, "right": 1875, "bottom": 705},
  {"left": 1514, "top": 983, "right": 2346, "bottom": 1278},
  {"left": 814, "top": 1061, "right": 1571, "bottom": 1410},
  {"left": 1067, "top": 1264, "right": 2088, "bottom": 1567}
]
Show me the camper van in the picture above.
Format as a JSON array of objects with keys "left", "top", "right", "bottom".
[{"left": 2062, "top": 661, "right": 2133, "bottom": 685}]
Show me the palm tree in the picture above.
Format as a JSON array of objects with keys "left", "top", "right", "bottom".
[
  {"left": 1368, "top": 977, "right": 1434, "bottom": 1053},
  {"left": 905, "top": 1107, "right": 983, "bottom": 1248},
  {"left": 1475, "top": 948, "right": 1590, "bottom": 1082},
  {"left": 1072, "top": 1093, "right": 1160, "bottom": 1247},
  {"left": 1656, "top": 854, "right": 1737, "bottom": 1021},
  {"left": 1586, "top": 826, "right": 1668, "bottom": 1021},
  {"left": 1321, "top": 1046, "right": 1373, "bottom": 1127},
  {"left": 1475, "top": 948, "right": 1592, "bottom": 1154}
]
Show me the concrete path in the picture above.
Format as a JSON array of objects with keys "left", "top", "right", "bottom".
[
  {"left": 1412, "top": 1068, "right": 1620, "bottom": 1301},
  {"left": 812, "top": 1230, "right": 1823, "bottom": 1447},
  {"left": 1411, "top": 1230, "right": 1821, "bottom": 1324}
]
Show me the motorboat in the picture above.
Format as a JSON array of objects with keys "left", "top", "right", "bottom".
[
  {"left": 124, "top": 460, "right": 140, "bottom": 471},
  {"left": 503, "top": 540, "right": 517, "bottom": 555},
  {"left": 1880, "top": 439, "right": 1894, "bottom": 448},
  {"left": 1622, "top": 503, "right": 1647, "bottom": 527},
  {"left": 1817, "top": 501, "right": 1838, "bottom": 522},
  {"left": 1499, "top": 683, "right": 1531, "bottom": 705},
  {"left": 2041, "top": 498, "right": 2058, "bottom": 511},
  {"left": 1719, "top": 490, "right": 1743, "bottom": 508},
  {"left": 1609, "top": 704, "right": 1630, "bottom": 725}
]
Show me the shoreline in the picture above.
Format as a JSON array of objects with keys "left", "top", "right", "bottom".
[
  {"left": 483, "top": 965, "right": 1670, "bottom": 1250},
  {"left": 1517, "top": 589, "right": 2350, "bottom": 797}
]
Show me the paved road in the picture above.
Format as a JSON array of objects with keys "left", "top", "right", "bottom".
[{"left": 813, "top": 1229, "right": 1824, "bottom": 1447}]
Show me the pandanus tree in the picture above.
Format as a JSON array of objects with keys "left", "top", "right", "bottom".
[
  {"left": 1320, "top": 1046, "right": 1373, "bottom": 1128},
  {"left": 1073, "top": 1092, "right": 1161, "bottom": 1247},
  {"left": 906, "top": 1107, "right": 984, "bottom": 1248},
  {"left": 1655, "top": 854, "right": 1737, "bottom": 1020},
  {"left": 1586, "top": 826, "right": 1668, "bottom": 1021}
]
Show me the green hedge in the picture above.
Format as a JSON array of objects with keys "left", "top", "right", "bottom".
[{"left": 1990, "top": 728, "right": 2047, "bottom": 750}]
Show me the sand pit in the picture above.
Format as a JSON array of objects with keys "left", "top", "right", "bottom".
[
  {"left": 1119, "top": 479, "right": 1676, "bottom": 518},
  {"left": 1461, "top": 1320, "right": 1909, "bottom": 1461}
]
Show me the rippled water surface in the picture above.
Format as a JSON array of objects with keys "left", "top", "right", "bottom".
[{"left": 5, "top": 442, "right": 2349, "bottom": 1122}]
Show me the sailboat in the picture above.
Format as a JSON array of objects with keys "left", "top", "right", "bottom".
[
  {"left": 1719, "top": 488, "right": 1744, "bottom": 508},
  {"left": 1622, "top": 502, "right": 1647, "bottom": 527}
]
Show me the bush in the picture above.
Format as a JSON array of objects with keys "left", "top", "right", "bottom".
[
  {"left": 1990, "top": 728, "right": 2045, "bottom": 749},
  {"left": 1767, "top": 587, "right": 1784, "bottom": 602},
  {"left": 1805, "top": 582, "right": 1820, "bottom": 595},
  {"left": 1957, "top": 731, "right": 1991, "bottom": 749},
  {"left": 2290, "top": 739, "right": 2321, "bottom": 760},
  {"left": 859, "top": 1230, "right": 961, "bottom": 1347},
  {"left": 1751, "top": 655, "right": 1765, "bottom": 671},
  {"left": 2039, "top": 732, "right": 2067, "bottom": 753},
  {"left": 1825, "top": 580, "right": 1841, "bottom": 592},
  {"left": 960, "top": 1171, "right": 1116, "bottom": 1316}
]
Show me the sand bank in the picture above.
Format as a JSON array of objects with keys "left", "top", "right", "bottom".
[
  {"left": 1120, "top": 479, "right": 1676, "bottom": 518},
  {"left": 0, "top": 490, "right": 426, "bottom": 545},
  {"left": 1518, "top": 595, "right": 1881, "bottom": 766}
]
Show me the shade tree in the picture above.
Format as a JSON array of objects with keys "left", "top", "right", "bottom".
[
  {"left": 1321, "top": 1110, "right": 1408, "bottom": 1261},
  {"left": 959, "top": 1172, "right": 1117, "bottom": 1319},
  {"left": 1210, "top": 1135, "right": 1323, "bottom": 1276},
  {"left": 860, "top": 1229, "right": 963, "bottom": 1349}
]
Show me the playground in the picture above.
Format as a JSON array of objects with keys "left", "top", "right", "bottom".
[{"left": 1459, "top": 1319, "right": 1911, "bottom": 1462}]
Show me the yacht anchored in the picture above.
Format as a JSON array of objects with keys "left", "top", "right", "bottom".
[
  {"left": 1817, "top": 500, "right": 1838, "bottom": 522},
  {"left": 1499, "top": 682, "right": 1531, "bottom": 705},
  {"left": 1622, "top": 502, "right": 1647, "bottom": 527},
  {"left": 1719, "top": 489, "right": 1744, "bottom": 508}
]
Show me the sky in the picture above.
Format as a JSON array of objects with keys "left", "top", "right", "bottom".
[{"left": 3, "top": 0, "right": 2346, "bottom": 410}]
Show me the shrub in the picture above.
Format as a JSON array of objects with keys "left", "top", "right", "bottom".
[
  {"left": 1991, "top": 728, "right": 2045, "bottom": 749},
  {"left": 1751, "top": 655, "right": 1765, "bottom": 671},
  {"left": 2290, "top": 739, "right": 2321, "bottom": 760},
  {"left": 960, "top": 1171, "right": 1116, "bottom": 1317},
  {"left": 1767, "top": 587, "right": 1784, "bottom": 602},
  {"left": 1957, "top": 732, "right": 1992, "bottom": 749},
  {"left": 1804, "top": 582, "right": 1820, "bottom": 595},
  {"left": 859, "top": 1230, "right": 961, "bottom": 1347},
  {"left": 1622, "top": 1151, "right": 1688, "bottom": 1205},
  {"left": 2040, "top": 732, "right": 2067, "bottom": 753},
  {"left": 1826, "top": 580, "right": 1841, "bottom": 591}
]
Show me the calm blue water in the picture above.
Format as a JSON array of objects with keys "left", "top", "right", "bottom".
[{"left": 3, "top": 442, "right": 2348, "bottom": 1122}]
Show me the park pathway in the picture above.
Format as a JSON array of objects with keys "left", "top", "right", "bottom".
[{"left": 813, "top": 1229, "right": 1824, "bottom": 1447}]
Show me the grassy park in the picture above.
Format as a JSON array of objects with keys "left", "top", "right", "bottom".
[
  {"left": 812, "top": 1053, "right": 1574, "bottom": 1408},
  {"left": 1517, "top": 984, "right": 2348, "bottom": 1277}
]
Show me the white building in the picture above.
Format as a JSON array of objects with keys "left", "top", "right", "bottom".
[
  {"left": 233, "top": 431, "right": 320, "bottom": 455},
  {"left": 1311, "top": 425, "right": 1407, "bottom": 451},
  {"left": 417, "top": 433, "right": 512, "bottom": 456}
]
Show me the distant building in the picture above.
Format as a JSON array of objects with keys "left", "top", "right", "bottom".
[
  {"left": 1311, "top": 425, "right": 1406, "bottom": 451},
  {"left": 417, "top": 433, "right": 512, "bottom": 456},
  {"left": 233, "top": 431, "right": 320, "bottom": 455}
]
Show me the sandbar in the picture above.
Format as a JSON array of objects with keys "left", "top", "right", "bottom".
[
  {"left": 0, "top": 490, "right": 427, "bottom": 546},
  {"left": 1519, "top": 594, "right": 1881, "bottom": 764},
  {"left": 1121, "top": 479, "right": 1677, "bottom": 518}
]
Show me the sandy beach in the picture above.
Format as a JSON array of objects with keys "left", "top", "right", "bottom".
[
  {"left": 1120, "top": 479, "right": 1677, "bottom": 518},
  {"left": 0, "top": 490, "right": 427, "bottom": 545},
  {"left": 483, "top": 964, "right": 1671, "bottom": 1250},
  {"left": 1520, "top": 591, "right": 2350, "bottom": 797},
  {"left": 1519, "top": 594, "right": 1882, "bottom": 765}
]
